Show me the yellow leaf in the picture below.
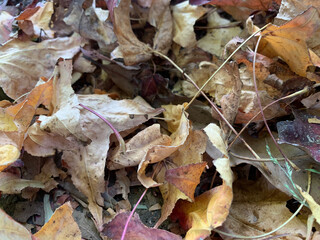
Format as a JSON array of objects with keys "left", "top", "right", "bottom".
[
  {"left": 34, "top": 202, "right": 81, "bottom": 240},
  {"left": 0, "top": 145, "right": 20, "bottom": 172}
]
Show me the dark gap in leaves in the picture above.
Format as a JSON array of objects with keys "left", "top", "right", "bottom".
[{"left": 286, "top": 198, "right": 300, "bottom": 214}]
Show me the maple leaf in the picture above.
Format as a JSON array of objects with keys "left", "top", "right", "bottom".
[
  {"left": 171, "top": 182, "right": 233, "bottom": 240},
  {"left": 258, "top": 7, "right": 320, "bottom": 76}
]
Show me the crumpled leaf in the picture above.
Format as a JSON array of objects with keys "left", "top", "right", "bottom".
[
  {"left": 0, "top": 11, "right": 14, "bottom": 44},
  {"left": 197, "top": 11, "right": 241, "bottom": 57},
  {"left": 112, "top": 0, "right": 151, "bottom": 65},
  {"left": 277, "top": 110, "right": 320, "bottom": 162},
  {"left": 165, "top": 162, "right": 207, "bottom": 201},
  {"left": 0, "top": 33, "right": 82, "bottom": 99},
  {"left": 155, "top": 130, "right": 207, "bottom": 227},
  {"left": 63, "top": 2, "right": 116, "bottom": 50},
  {"left": 190, "top": 0, "right": 281, "bottom": 11},
  {"left": 27, "top": 60, "right": 162, "bottom": 230},
  {"left": 298, "top": 185, "right": 320, "bottom": 225},
  {"left": 108, "top": 124, "right": 171, "bottom": 170},
  {"left": 34, "top": 202, "right": 81, "bottom": 240},
  {"left": 137, "top": 104, "right": 190, "bottom": 188},
  {"left": 0, "top": 172, "right": 44, "bottom": 194},
  {"left": 219, "top": 174, "right": 307, "bottom": 239},
  {"left": 204, "top": 123, "right": 234, "bottom": 187},
  {"left": 16, "top": 1, "right": 54, "bottom": 38},
  {"left": 102, "top": 212, "right": 182, "bottom": 240},
  {"left": 0, "top": 77, "right": 53, "bottom": 171},
  {"left": 258, "top": 7, "right": 320, "bottom": 76},
  {"left": 0, "top": 207, "right": 33, "bottom": 240},
  {"left": 148, "top": 0, "right": 173, "bottom": 54},
  {"left": 171, "top": 182, "right": 233, "bottom": 240},
  {"left": 229, "top": 131, "right": 320, "bottom": 208},
  {"left": 172, "top": 1, "right": 207, "bottom": 48}
]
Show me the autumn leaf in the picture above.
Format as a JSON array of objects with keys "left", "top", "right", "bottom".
[
  {"left": 155, "top": 130, "right": 207, "bottom": 227},
  {"left": 0, "top": 33, "right": 82, "bottom": 99},
  {"left": 277, "top": 110, "right": 320, "bottom": 162},
  {"left": 165, "top": 162, "right": 207, "bottom": 201},
  {"left": 0, "top": 77, "right": 53, "bottom": 171},
  {"left": 171, "top": 182, "right": 233, "bottom": 240},
  {"left": 102, "top": 212, "right": 182, "bottom": 240},
  {"left": 34, "top": 202, "right": 81, "bottom": 240},
  {"left": 137, "top": 104, "right": 190, "bottom": 188},
  {"left": 258, "top": 7, "right": 320, "bottom": 76},
  {"left": 172, "top": 1, "right": 207, "bottom": 48},
  {"left": 0, "top": 207, "right": 33, "bottom": 240},
  {"left": 190, "top": 0, "right": 281, "bottom": 11},
  {"left": 26, "top": 60, "right": 163, "bottom": 230}
]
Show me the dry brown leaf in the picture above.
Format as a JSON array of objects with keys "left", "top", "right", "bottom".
[
  {"left": 204, "top": 123, "right": 234, "bottom": 187},
  {"left": 172, "top": 1, "right": 207, "bottom": 48},
  {"left": 219, "top": 175, "right": 307, "bottom": 239},
  {"left": 34, "top": 202, "right": 81, "bottom": 240},
  {"left": 0, "top": 77, "right": 53, "bottom": 171},
  {"left": 108, "top": 124, "right": 171, "bottom": 170},
  {"left": 197, "top": 11, "right": 241, "bottom": 56},
  {"left": 27, "top": 60, "right": 162, "bottom": 230},
  {"left": 155, "top": 130, "right": 207, "bottom": 227},
  {"left": 148, "top": 0, "right": 173, "bottom": 54},
  {"left": 17, "top": 2, "right": 54, "bottom": 38},
  {"left": 113, "top": 0, "right": 151, "bottom": 65},
  {"left": 63, "top": 3, "right": 116, "bottom": 50},
  {"left": 137, "top": 104, "right": 190, "bottom": 188},
  {"left": 0, "top": 11, "right": 14, "bottom": 44},
  {"left": 0, "top": 33, "right": 82, "bottom": 99},
  {"left": 259, "top": 7, "right": 320, "bottom": 76}
]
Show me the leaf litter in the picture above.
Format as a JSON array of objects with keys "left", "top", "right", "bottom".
[{"left": 0, "top": 0, "right": 320, "bottom": 239}]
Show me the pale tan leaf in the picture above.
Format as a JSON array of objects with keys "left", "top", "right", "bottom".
[
  {"left": 0, "top": 34, "right": 83, "bottom": 99},
  {"left": 0, "top": 208, "right": 32, "bottom": 240}
]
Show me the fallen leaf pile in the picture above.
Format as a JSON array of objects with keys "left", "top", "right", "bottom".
[{"left": 0, "top": 0, "right": 320, "bottom": 239}]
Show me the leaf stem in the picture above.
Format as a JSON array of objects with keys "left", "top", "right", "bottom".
[{"left": 79, "top": 103, "right": 126, "bottom": 152}]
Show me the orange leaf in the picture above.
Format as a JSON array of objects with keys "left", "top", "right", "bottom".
[
  {"left": 33, "top": 202, "right": 81, "bottom": 240},
  {"left": 165, "top": 162, "right": 207, "bottom": 201},
  {"left": 258, "top": 7, "right": 320, "bottom": 76},
  {"left": 171, "top": 182, "right": 233, "bottom": 240}
]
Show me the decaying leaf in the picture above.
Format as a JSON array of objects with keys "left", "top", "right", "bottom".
[
  {"left": 190, "top": 0, "right": 281, "bottom": 11},
  {"left": 108, "top": 124, "right": 171, "bottom": 170},
  {"left": 0, "top": 208, "right": 33, "bottom": 240},
  {"left": 155, "top": 130, "right": 207, "bottom": 227},
  {"left": 171, "top": 182, "right": 233, "bottom": 240},
  {"left": 27, "top": 60, "right": 162, "bottom": 230},
  {"left": 102, "top": 212, "right": 182, "bottom": 240},
  {"left": 112, "top": 0, "right": 151, "bottom": 65},
  {"left": 137, "top": 104, "right": 190, "bottom": 188},
  {"left": 172, "top": 1, "right": 207, "bottom": 48},
  {"left": 219, "top": 174, "right": 307, "bottom": 239},
  {"left": 34, "top": 202, "right": 81, "bottom": 240},
  {"left": 277, "top": 110, "right": 320, "bottom": 162},
  {"left": 259, "top": 7, "right": 320, "bottom": 76},
  {"left": 0, "top": 33, "right": 82, "bottom": 99}
]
